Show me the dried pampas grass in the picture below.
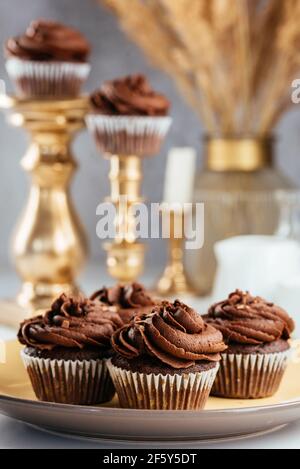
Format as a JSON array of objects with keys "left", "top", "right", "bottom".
[{"left": 100, "top": 0, "right": 300, "bottom": 136}]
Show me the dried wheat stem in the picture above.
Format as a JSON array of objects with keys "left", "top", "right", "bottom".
[{"left": 100, "top": 0, "right": 300, "bottom": 138}]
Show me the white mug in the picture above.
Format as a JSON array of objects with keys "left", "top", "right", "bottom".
[
  {"left": 212, "top": 235, "right": 300, "bottom": 302},
  {"left": 273, "top": 277, "right": 300, "bottom": 337}
]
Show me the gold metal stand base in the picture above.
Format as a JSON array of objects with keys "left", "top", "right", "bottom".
[
  {"left": 17, "top": 282, "right": 81, "bottom": 312},
  {"left": 104, "top": 242, "right": 145, "bottom": 283},
  {"left": 0, "top": 95, "right": 89, "bottom": 313},
  {"left": 156, "top": 265, "right": 196, "bottom": 298}
]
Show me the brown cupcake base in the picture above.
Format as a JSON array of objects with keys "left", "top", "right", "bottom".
[
  {"left": 21, "top": 349, "right": 115, "bottom": 405},
  {"left": 107, "top": 358, "right": 219, "bottom": 410},
  {"left": 24, "top": 345, "right": 112, "bottom": 361},
  {"left": 86, "top": 114, "right": 172, "bottom": 157},
  {"left": 211, "top": 349, "right": 290, "bottom": 399},
  {"left": 111, "top": 354, "right": 217, "bottom": 375},
  {"left": 14, "top": 76, "right": 84, "bottom": 98},
  {"left": 5, "top": 58, "right": 90, "bottom": 99},
  {"left": 93, "top": 130, "right": 162, "bottom": 157},
  {"left": 225, "top": 339, "right": 290, "bottom": 355}
]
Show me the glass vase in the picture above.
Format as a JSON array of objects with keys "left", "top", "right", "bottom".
[{"left": 185, "top": 137, "right": 300, "bottom": 295}]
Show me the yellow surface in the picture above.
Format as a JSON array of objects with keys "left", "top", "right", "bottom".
[{"left": 1, "top": 340, "right": 300, "bottom": 411}]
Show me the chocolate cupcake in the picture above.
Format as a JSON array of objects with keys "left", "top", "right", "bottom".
[
  {"left": 205, "top": 290, "right": 295, "bottom": 399},
  {"left": 5, "top": 19, "right": 90, "bottom": 98},
  {"left": 90, "top": 282, "right": 156, "bottom": 324},
  {"left": 18, "top": 293, "right": 122, "bottom": 405},
  {"left": 86, "top": 74, "right": 172, "bottom": 156},
  {"left": 107, "top": 300, "right": 227, "bottom": 410}
]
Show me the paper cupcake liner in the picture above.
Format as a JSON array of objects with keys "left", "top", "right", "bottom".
[
  {"left": 211, "top": 351, "right": 289, "bottom": 399},
  {"left": 86, "top": 114, "right": 172, "bottom": 156},
  {"left": 6, "top": 58, "right": 90, "bottom": 98},
  {"left": 107, "top": 359, "right": 219, "bottom": 410},
  {"left": 21, "top": 350, "right": 115, "bottom": 405}
]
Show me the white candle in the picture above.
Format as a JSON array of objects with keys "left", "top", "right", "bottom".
[{"left": 163, "top": 147, "right": 197, "bottom": 205}]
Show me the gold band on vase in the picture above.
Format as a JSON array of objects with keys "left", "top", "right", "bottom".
[{"left": 205, "top": 137, "right": 273, "bottom": 172}]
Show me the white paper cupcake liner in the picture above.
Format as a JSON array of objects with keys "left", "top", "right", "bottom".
[
  {"left": 107, "top": 359, "right": 219, "bottom": 410},
  {"left": 212, "top": 351, "right": 290, "bottom": 399},
  {"left": 21, "top": 350, "right": 114, "bottom": 405},
  {"left": 86, "top": 114, "right": 172, "bottom": 156},
  {"left": 6, "top": 58, "right": 90, "bottom": 98}
]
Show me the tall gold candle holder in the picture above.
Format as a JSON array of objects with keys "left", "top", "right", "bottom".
[
  {"left": 0, "top": 95, "right": 89, "bottom": 312},
  {"left": 86, "top": 114, "right": 172, "bottom": 284},
  {"left": 104, "top": 153, "right": 145, "bottom": 282},
  {"left": 156, "top": 148, "right": 197, "bottom": 297},
  {"left": 156, "top": 208, "right": 195, "bottom": 297}
]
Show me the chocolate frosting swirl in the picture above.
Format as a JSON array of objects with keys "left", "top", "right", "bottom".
[
  {"left": 205, "top": 290, "right": 295, "bottom": 346},
  {"left": 18, "top": 293, "right": 123, "bottom": 351},
  {"left": 91, "top": 283, "right": 154, "bottom": 309},
  {"left": 111, "top": 300, "right": 227, "bottom": 369},
  {"left": 5, "top": 20, "right": 90, "bottom": 62},
  {"left": 91, "top": 283, "right": 156, "bottom": 324},
  {"left": 90, "top": 74, "right": 170, "bottom": 116}
]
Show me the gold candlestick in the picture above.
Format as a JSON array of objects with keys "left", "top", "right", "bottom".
[
  {"left": 104, "top": 154, "right": 145, "bottom": 282},
  {"left": 156, "top": 209, "right": 196, "bottom": 297},
  {"left": 86, "top": 112, "right": 172, "bottom": 284},
  {"left": 0, "top": 95, "right": 89, "bottom": 312}
]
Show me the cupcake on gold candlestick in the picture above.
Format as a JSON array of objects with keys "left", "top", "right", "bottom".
[
  {"left": 87, "top": 74, "right": 171, "bottom": 283},
  {"left": 0, "top": 20, "right": 91, "bottom": 313},
  {"left": 4, "top": 20, "right": 91, "bottom": 99},
  {"left": 156, "top": 148, "right": 197, "bottom": 297}
]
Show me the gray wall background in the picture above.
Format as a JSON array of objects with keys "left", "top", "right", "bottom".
[{"left": 1, "top": 0, "right": 300, "bottom": 277}]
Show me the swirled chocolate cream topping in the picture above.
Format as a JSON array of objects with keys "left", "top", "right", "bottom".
[
  {"left": 90, "top": 283, "right": 156, "bottom": 324},
  {"left": 90, "top": 74, "right": 170, "bottom": 116},
  {"left": 18, "top": 293, "right": 123, "bottom": 351},
  {"left": 205, "top": 290, "right": 295, "bottom": 346},
  {"left": 5, "top": 19, "right": 90, "bottom": 62},
  {"left": 111, "top": 300, "right": 227, "bottom": 369}
]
